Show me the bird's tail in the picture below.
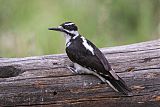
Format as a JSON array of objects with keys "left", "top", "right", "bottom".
[{"left": 101, "top": 74, "right": 131, "bottom": 95}]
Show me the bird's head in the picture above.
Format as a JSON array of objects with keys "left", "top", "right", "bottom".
[{"left": 48, "top": 22, "right": 79, "bottom": 37}]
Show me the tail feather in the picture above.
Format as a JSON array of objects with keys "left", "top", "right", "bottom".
[{"left": 102, "top": 75, "right": 131, "bottom": 95}]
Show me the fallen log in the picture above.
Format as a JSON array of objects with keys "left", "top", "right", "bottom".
[{"left": 0, "top": 39, "right": 160, "bottom": 107}]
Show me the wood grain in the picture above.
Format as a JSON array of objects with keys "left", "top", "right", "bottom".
[{"left": 0, "top": 39, "right": 160, "bottom": 107}]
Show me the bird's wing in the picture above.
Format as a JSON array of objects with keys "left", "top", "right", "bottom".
[
  {"left": 88, "top": 40, "right": 119, "bottom": 80},
  {"left": 66, "top": 42, "right": 104, "bottom": 72},
  {"left": 66, "top": 39, "right": 119, "bottom": 80},
  {"left": 93, "top": 46, "right": 119, "bottom": 80}
]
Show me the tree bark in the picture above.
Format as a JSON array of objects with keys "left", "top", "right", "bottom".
[{"left": 0, "top": 39, "right": 160, "bottom": 107}]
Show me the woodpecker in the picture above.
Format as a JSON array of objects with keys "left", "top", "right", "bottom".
[{"left": 48, "top": 22, "right": 131, "bottom": 95}]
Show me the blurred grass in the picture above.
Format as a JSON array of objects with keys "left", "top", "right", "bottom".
[{"left": 0, "top": 0, "right": 160, "bottom": 57}]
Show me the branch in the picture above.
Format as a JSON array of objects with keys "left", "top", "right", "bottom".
[{"left": 0, "top": 39, "right": 160, "bottom": 106}]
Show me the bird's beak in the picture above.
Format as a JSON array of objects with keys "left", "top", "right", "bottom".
[{"left": 48, "top": 27, "right": 64, "bottom": 32}]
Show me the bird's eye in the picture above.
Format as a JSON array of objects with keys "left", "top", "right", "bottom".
[
  {"left": 64, "top": 25, "right": 72, "bottom": 31},
  {"left": 63, "top": 25, "right": 69, "bottom": 30},
  {"left": 62, "top": 24, "right": 77, "bottom": 31}
]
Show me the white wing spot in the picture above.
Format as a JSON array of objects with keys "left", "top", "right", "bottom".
[{"left": 81, "top": 36, "right": 94, "bottom": 55}]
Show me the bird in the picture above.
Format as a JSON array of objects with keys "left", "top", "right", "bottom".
[{"left": 48, "top": 22, "right": 131, "bottom": 95}]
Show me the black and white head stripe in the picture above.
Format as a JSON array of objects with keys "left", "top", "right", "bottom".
[
  {"left": 63, "top": 22, "right": 74, "bottom": 26},
  {"left": 48, "top": 22, "right": 79, "bottom": 42},
  {"left": 60, "top": 22, "right": 78, "bottom": 31}
]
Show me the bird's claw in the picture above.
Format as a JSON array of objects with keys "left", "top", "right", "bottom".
[{"left": 67, "top": 66, "right": 78, "bottom": 74}]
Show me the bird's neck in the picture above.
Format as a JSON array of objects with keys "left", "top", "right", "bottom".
[
  {"left": 64, "top": 31, "right": 80, "bottom": 47},
  {"left": 65, "top": 34, "right": 71, "bottom": 45}
]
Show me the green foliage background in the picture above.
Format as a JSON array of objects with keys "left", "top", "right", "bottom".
[{"left": 0, "top": 0, "right": 160, "bottom": 57}]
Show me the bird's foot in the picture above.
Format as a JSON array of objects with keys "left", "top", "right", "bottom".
[{"left": 67, "top": 66, "right": 78, "bottom": 74}]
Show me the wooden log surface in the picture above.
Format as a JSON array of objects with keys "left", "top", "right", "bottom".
[{"left": 0, "top": 39, "right": 160, "bottom": 107}]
